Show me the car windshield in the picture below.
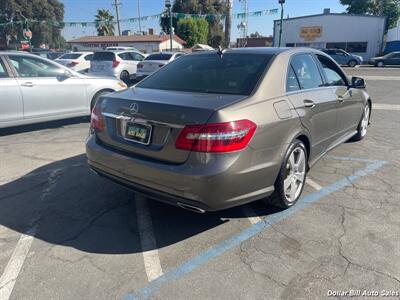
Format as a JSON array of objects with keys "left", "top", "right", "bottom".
[
  {"left": 145, "top": 54, "right": 173, "bottom": 61},
  {"left": 58, "top": 53, "right": 81, "bottom": 59},
  {"left": 137, "top": 53, "right": 273, "bottom": 95},
  {"left": 92, "top": 52, "right": 115, "bottom": 61}
]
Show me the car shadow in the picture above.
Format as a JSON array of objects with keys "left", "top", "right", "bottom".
[
  {"left": 0, "top": 154, "right": 280, "bottom": 255},
  {"left": 0, "top": 117, "right": 89, "bottom": 136}
]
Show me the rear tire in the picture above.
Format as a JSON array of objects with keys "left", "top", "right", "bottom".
[
  {"left": 348, "top": 60, "right": 357, "bottom": 68},
  {"left": 90, "top": 90, "right": 113, "bottom": 111},
  {"left": 120, "top": 70, "right": 130, "bottom": 83},
  {"left": 264, "top": 139, "right": 308, "bottom": 209},
  {"left": 351, "top": 103, "right": 370, "bottom": 142}
]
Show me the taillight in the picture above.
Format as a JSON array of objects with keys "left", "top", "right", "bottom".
[
  {"left": 112, "top": 59, "right": 120, "bottom": 68},
  {"left": 137, "top": 63, "right": 143, "bottom": 69},
  {"left": 175, "top": 120, "right": 256, "bottom": 153},
  {"left": 67, "top": 61, "right": 79, "bottom": 67},
  {"left": 90, "top": 101, "right": 104, "bottom": 131}
]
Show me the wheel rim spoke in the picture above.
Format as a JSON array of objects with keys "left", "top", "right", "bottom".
[{"left": 284, "top": 146, "right": 306, "bottom": 203}]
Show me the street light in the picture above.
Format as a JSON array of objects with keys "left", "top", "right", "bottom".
[
  {"left": 165, "top": 0, "right": 173, "bottom": 51},
  {"left": 278, "top": 0, "right": 285, "bottom": 47}
]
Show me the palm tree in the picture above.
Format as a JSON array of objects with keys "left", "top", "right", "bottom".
[{"left": 95, "top": 9, "right": 115, "bottom": 36}]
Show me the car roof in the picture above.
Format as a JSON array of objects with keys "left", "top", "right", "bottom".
[{"left": 188, "top": 47, "right": 323, "bottom": 56}]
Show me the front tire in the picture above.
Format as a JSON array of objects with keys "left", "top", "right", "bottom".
[
  {"left": 376, "top": 61, "right": 384, "bottom": 67},
  {"left": 120, "top": 70, "right": 130, "bottom": 83},
  {"left": 348, "top": 60, "right": 357, "bottom": 68},
  {"left": 351, "top": 103, "right": 370, "bottom": 141},
  {"left": 265, "top": 139, "right": 308, "bottom": 209}
]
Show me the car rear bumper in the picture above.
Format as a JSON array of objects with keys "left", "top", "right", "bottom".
[{"left": 86, "top": 134, "right": 280, "bottom": 211}]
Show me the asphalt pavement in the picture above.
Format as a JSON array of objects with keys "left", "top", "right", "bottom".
[{"left": 0, "top": 67, "right": 399, "bottom": 300}]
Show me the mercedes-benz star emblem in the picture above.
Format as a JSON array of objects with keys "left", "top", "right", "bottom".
[{"left": 129, "top": 102, "right": 139, "bottom": 114}]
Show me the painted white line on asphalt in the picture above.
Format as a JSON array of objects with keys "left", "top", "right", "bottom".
[
  {"left": 241, "top": 206, "right": 262, "bottom": 225},
  {"left": 373, "top": 104, "right": 400, "bottom": 111},
  {"left": 0, "top": 229, "right": 36, "bottom": 300},
  {"left": 0, "top": 169, "right": 61, "bottom": 300},
  {"left": 363, "top": 76, "right": 400, "bottom": 81},
  {"left": 306, "top": 178, "right": 323, "bottom": 191},
  {"left": 135, "top": 195, "right": 163, "bottom": 282}
]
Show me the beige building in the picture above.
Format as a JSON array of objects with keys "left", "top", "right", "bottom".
[{"left": 67, "top": 35, "right": 186, "bottom": 53}]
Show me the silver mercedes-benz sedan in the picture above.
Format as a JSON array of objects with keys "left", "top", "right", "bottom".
[
  {"left": 86, "top": 48, "right": 371, "bottom": 212},
  {"left": 0, "top": 51, "right": 127, "bottom": 128}
]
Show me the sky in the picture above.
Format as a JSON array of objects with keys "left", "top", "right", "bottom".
[{"left": 61, "top": 0, "right": 346, "bottom": 41}]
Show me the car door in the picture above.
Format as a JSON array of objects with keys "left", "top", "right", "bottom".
[
  {"left": 393, "top": 53, "right": 400, "bottom": 65},
  {"left": 127, "top": 52, "right": 145, "bottom": 74},
  {"left": 334, "top": 50, "right": 348, "bottom": 65},
  {"left": 7, "top": 54, "right": 88, "bottom": 120},
  {"left": 315, "top": 54, "right": 364, "bottom": 138},
  {"left": 287, "top": 54, "right": 339, "bottom": 160},
  {"left": 0, "top": 56, "right": 23, "bottom": 124}
]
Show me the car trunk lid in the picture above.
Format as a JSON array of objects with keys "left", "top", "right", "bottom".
[{"left": 96, "top": 87, "right": 245, "bottom": 164}]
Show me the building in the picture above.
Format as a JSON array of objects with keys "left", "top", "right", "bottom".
[
  {"left": 236, "top": 36, "right": 273, "bottom": 48},
  {"left": 385, "top": 20, "right": 400, "bottom": 53},
  {"left": 67, "top": 34, "right": 186, "bottom": 53},
  {"left": 273, "top": 9, "right": 386, "bottom": 60}
]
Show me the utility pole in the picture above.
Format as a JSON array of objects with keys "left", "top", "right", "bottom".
[
  {"left": 113, "top": 0, "right": 122, "bottom": 36},
  {"left": 278, "top": 0, "right": 285, "bottom": 47},
  {"left": 224, "top": 0, "right": 233, "bottom": 48},
  {"left": 137, "top": 0, "right": 142, "bottom": 33},
  {"left": 165, "top": 0, "right": 173, "bottom": 51}
]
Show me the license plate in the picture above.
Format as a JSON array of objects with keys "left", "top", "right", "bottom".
[{"left": 124, "top": 122, "right": 152, "bottom": 145}]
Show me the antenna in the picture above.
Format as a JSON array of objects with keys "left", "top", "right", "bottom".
[{"left": 237, "top": 0, "right": 248, "bottom": 47}]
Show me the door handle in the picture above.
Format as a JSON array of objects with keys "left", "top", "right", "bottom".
[
  {"left": 303, "top": 99, "right": 315, "bottom": 108},
  {"left": 21, "top": 82, "right": 35, "bottom": 87}
]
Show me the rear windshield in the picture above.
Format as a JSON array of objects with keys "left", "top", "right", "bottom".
[
  {"left": 145, "top": 54, "right": 173, "bottom": 61},
  {"left": 58, "top": 53, "right": 81, "bottom": 59},
  {"left": 137, "top": 53, "right": 273, "bottom": 95},
  {"left": 92, "top": 52, "right": 116, "bottom": 61}
]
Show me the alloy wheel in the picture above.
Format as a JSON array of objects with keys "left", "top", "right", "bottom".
[
  {"left": 361, "top": 105, "right": 370, "bottom": 137},
  {"left": 284, "top": 147, "right": 306, "bottom": 202}
]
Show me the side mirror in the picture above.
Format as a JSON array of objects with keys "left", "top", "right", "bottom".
[{"left": 351, "top": 76, "right": 366, "bottom": 89}]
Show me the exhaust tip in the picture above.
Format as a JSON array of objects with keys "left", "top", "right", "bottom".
[{"left": 177, "top": 202, "right": 206, "bottom": 214}]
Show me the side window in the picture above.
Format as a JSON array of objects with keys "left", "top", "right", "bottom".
[
  {"left": 286, "top": 65, "right": 301, "bottom": 92},
  {"left": 316, "top": 55, "right": 347, "bottom": 86},
  {"left": 118, "top": 53, "right": 129, "bottom": 60},
  {"left": 84, "top": 54, "right": 93, "bottom": 61},
  {"left": 291, "top": 54, "right": 324, "bottom": 90},
  {"left": 130, "top": 53, "right": 144, "bottom": 61},
  {"left": 0, "top": 59, "right": 9, "bottom": 78},
  {"left": 8, "top": 55, "right": 62, "bottom": 78}
]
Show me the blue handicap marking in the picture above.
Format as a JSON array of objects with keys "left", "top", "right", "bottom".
[{"left": 123, "top": 156, "right": 388, "bottom": 300}]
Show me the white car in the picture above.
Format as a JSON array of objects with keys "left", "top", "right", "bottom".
[
  {"left": 55, "top": 52, "right": 94, "bottom": 73},
  {"left": 0, "top": 52, "right": 127, "bottom": 129},
  {"left": 89, "top": 50, "right": 145, "bottom": 82},
  {"left": 106, "top": 46, "right": 140, "bottom": 52},
  {"left": 136, "top": 52, "right": 185, "bottom": 80}
]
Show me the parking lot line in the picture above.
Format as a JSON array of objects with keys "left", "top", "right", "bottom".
[
  {"left": 306, "top": 178, "right": 323, "bottom": 191},
  {"left": 123, "top": 157, "right": 387, "bottom": 300},
  {"left": 135, "top": 195, "right": 163, "bottom": 282},
  {"left": 0, "top": 229, "right": 36, "bottom": 300},
  {"left": 363, "top": 76, "right": 400, "bottom": 81},
  {"left": 373, "top": 104, "right": 400, "bottom": 111}
]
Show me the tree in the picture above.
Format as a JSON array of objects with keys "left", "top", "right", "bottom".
[
  {"left": 95, "top": 9, "right": 115, "bottom": 36},
  {"left": 177, "top": 18, "right": 208, "bottom": 47},
  {"left": 160, "top": 0, "right": 226, "bottom": 48},
  {"left": 250, "top": 31, "right": 264, "bottom": 38},
  {"left": 0, "top": 0, "right": 65, "bottom": 49},
  {"left": 340, "top": 0, "right": 400, "bottom": 30}
]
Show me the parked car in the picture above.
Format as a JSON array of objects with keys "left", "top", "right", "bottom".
[
  {"left": 136, "top": 52, "right": 185, "bottom": 80},
  {"left": 46, "top": 51, "right": 68, "bottom": 60},
  {"left": 106, "top": 46, "right": 140, "bottom": 52},
  {"left": 89, "top": 50, "right": 145, "bottom": 82},
  {"left": 86, "top": 48, "right": 371, "bottom": 212},
  {"left": 55, "top": 52, "right": 94, "bottom": 73},
  {"left": 368, "top": 51, "right": 400, "bottom": 67},
  {"left": 321, "top": 49, "right": 363, "bottom": 67},
  {"left": 0, "top": 52, "right": 127, "bottom": 128}
]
